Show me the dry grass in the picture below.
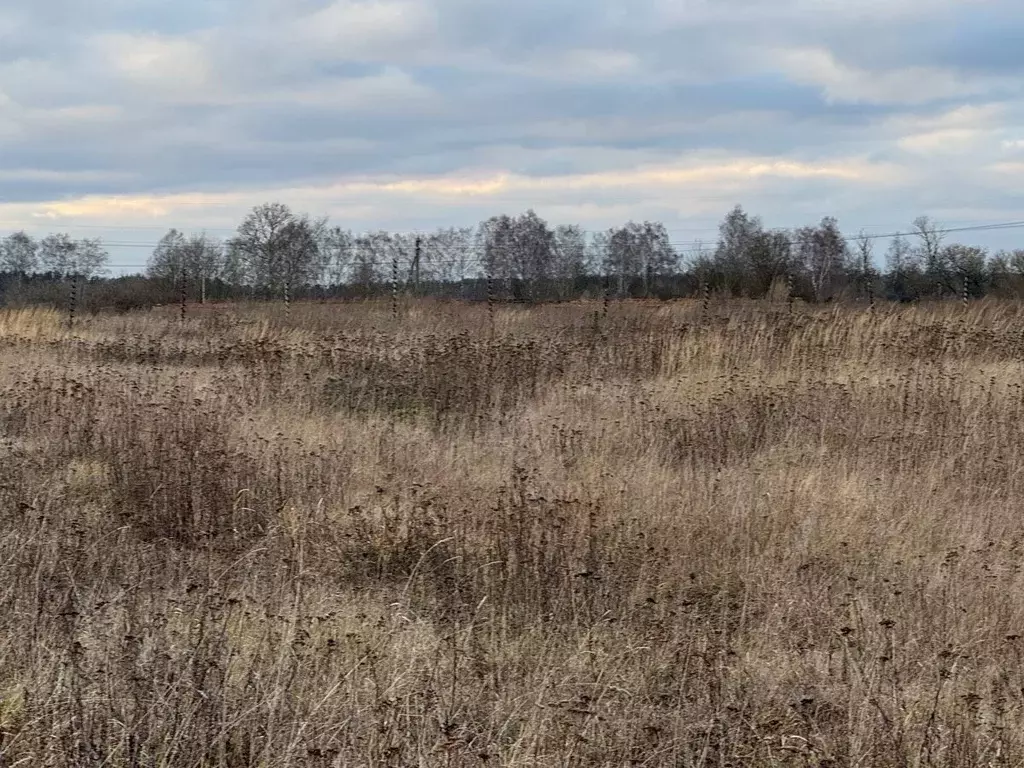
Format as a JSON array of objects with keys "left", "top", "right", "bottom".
[{"left": 2, "top": 297, "right": 1024, "bottom": 766}]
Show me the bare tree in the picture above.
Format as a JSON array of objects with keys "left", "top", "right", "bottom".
[
  {"left": 942, "top": 244, "right": 988, "bottom": 298},
  {"left": 221, "top": 240, "right": 247, "bottom": 288},
  {"left": 886, "top": 232, "right": 920, "bottom": 300},
  {"left": 38, "top": 233, "right": 78, "bottom": 277},
  {"left": 230, "top": 202, "right": 296, "bottom": 293},
  {"left": 351, "top": 231, "right": 393, "bottom": 293},
  {"left": 513, "top": 210, "right": 556, "bottom": 298},
  {"left": 713, "top": 205, "right": 763, "bottom": 296},
  {"left": 855, "top": 231, "right": 878, "bottom": 300},
  {"left": 988, "top": 250, "right": 1014, "bottom": 296},
  {"left": 886, "top": 233, "right": 912, "bottom": 272},
  {"left": 748, "top": 229, "right": 792, "bottom": 298},
  {"left": 320, "top": 226, "right": 355, "bottom": 286},
  {"left": 148, "top": 229, "right": 187, "bottom": 282},
  {"left": 796, "top": 217, "right": 847, "bottom": 302},
  {"left": 687, "top": 239, "right": 714, "bottom": 284},
  {"left": 279, "top": 215, "right": 324, "bottom": 301},
  {"left": 38, "top": 234, "right": 108, "bottom": 278},
  {"left": 1008, "top": 249, "right": 1024, "bottom": 278},
  {"left": 303, "top": 216, "right": 331, "bottom": 287},
  {"left": 603, "top": 221, "right": 676, "bottom": 297},
  {"left": 553, "top": 224, "right": 588, "bottom": 298},
  {"left": 149, "top": 230, "right": 224, "bottom": 297},
  {"left": 384, "top": 231, "right": 416, "bottom": 292},
  {"left": 75, "top": 239, "right": 109, "bottom": 278},
  {"left": 0, "top": 231, "right": 38, "bottom": 274},
  {"left": 912, "top": 215, "right": 945, "bottom": 292},
  {"left": 478, "top": 214, "right": 515, "bottom": 291},
  {"left": 422, "top": 227, "right": 475, "bottom": 287},
  {"left": 228, "top": 203, "right": 322, "bottom": 300},
  {"left": 185, "top": 234, "right": 226, "bottom": 300},
  {"left": 478, "top": 211, "right": 556, "bottom": 300}
]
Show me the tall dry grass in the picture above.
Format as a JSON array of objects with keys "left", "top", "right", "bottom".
[{"left": 2, "top": 297, "right": 1024, "bottom": 765}]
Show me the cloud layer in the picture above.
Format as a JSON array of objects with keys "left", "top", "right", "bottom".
[{"left": 2, "top": 0, "right": 1024, "bottom": 267}]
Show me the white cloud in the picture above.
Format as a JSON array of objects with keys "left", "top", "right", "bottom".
[
  {"left": 0, "top": 11, "right": 21, "bottom": 37},
  {"left": 291, "top": 0, "right": 437, "bottom": 60},
  {"left": 0, "top": 81, "right": 123, "bottom": 140},
  {"left": 644, "top": 0, "right": 986, "bottom": 28},
  {"left": 770, "top": 47, "right": 1016, "bottom": 105},
  {"left": 0, "top": 169, "right": 136, "bottom": 183},
  {"left": 91, "top": 32, "right": 212, "bottom": 101},
  {"left": 79, "top": 26, "right": 435, "bottom": 112},
  {"left": 543, "top": 48, "right": 641, "bottom": 80},
  {"left": 898, "top": 128, "right": 984, "bottom": 154},
  {"left": 286, "top": 66, "right": 435, "bottom": 110},
  {"left": 0, "top": 88, "right": 18, "bottom": 138},
  {"left": 888, "top": 104, "right": 1008, "bottom": 155},
  {"left": 0, "top": 152, "right": 897, "bottom": 230},
  {"left": 772, "top": 0, "right": 983, "bottom": 22},
  {"left": 0, "top": 57, "right": 77, "bottom": 107}
]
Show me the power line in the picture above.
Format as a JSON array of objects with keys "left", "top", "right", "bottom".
[
  {"left": 24, "top": 219, "right": 1024, "bottom": 252},
  {"left": 6, "top": 216, "right": 1014, "bottom": 236},
  {"left": 10, "top": 219, "right": 1024, "bottom": 275}
]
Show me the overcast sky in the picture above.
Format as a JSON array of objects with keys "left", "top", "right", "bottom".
[{"left": 2, "top": 0, "right": 1024, "bottom": 270}]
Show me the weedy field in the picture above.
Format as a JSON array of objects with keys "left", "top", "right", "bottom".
[{"left": 2, "top": 298, "right": 1024, "bottom": 766}]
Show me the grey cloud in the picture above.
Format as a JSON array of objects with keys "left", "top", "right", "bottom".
[{"left": 2, "top": 0, "right": 1024, "bottom": 254}]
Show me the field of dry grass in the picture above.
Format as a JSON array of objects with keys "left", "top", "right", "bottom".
[{"left": 2, "top": 297, "right": 1024, "bottom": 766}]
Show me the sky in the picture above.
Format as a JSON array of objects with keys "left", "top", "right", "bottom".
[{"left": 2, "top": 0, "right": 1024, "bottom": 271}]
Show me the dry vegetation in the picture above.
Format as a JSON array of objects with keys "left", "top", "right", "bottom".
[{"left": 2, "top": 297, "right": 1024, "bottom": 766}]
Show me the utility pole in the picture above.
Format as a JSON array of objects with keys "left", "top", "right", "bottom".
[
  {"left": 391, "top": 253, "right": 399, "bottom": 320},
  {"left": 68, "top": 274, "right": 78, "bottom": 330},
  {"left": 413, "top": 236, "right": 421, "bottom": 296},
  {"left": 486, "top": 267, "right": 495, "bottom": 333},
  {"left": 180, "top": 264, "right": 187, "bottom": 322}
]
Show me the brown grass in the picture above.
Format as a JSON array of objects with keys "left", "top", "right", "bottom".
[{"left": 2, "top": 297, "right": 1024, "bottom": 765}]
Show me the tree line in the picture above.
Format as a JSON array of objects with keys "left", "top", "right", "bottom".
[
  {"left": 0, "top": 232, "right": 110, "bottom": 279},
  {"left": 4, "top": 202, "right": 1024, "bottom": 308}
]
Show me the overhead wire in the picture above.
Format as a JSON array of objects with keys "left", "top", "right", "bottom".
[
  {"left": 6, "top": 219, "right": 1024, "bottom": 272},
  {"left": 15, "top": 219, "right": 1024, "bottom": 251}
]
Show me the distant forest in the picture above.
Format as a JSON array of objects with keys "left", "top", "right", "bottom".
[{"left": 3, "top": 203, "right": 1024, "bottom": 313}]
